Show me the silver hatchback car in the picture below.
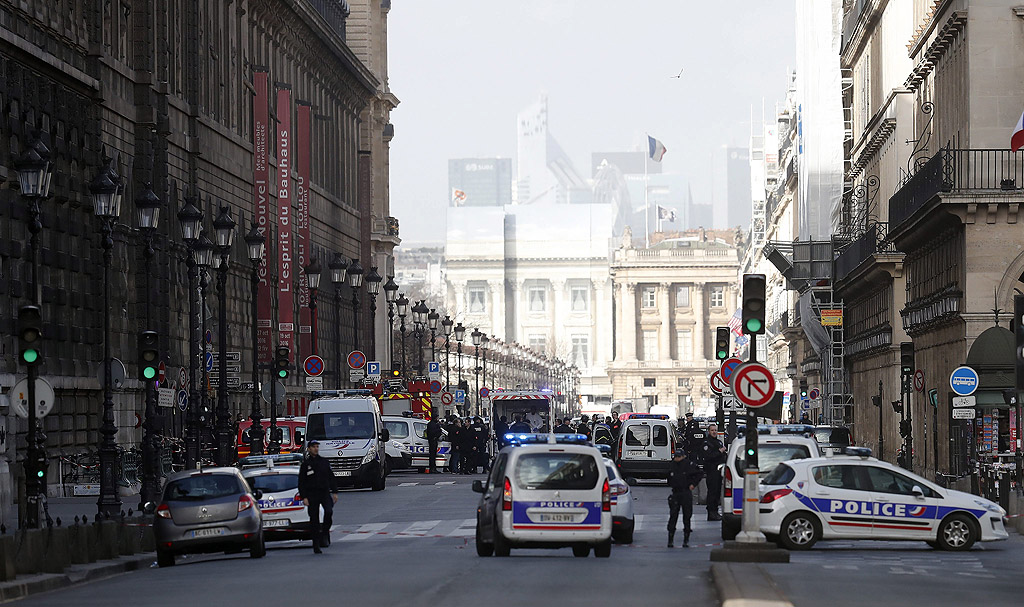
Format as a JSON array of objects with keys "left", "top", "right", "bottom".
[{"left": 152, "top": 467, "right": 265, "bottom": 567}]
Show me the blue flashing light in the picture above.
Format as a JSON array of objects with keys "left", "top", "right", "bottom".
[
  {"left": 503, "top": 433, "right": 591, "bottom": 446},
  {"left": 628, "top": 414, "right": 670, "bottom": 420}
]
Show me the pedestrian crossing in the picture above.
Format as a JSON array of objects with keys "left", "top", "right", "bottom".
[{"left": 394, "top": 480, "right": 462, "bottom": 487}]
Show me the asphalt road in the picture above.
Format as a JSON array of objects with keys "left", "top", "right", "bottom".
[{"left": 16, "top": 471, "right": 718, "bottom": 607}]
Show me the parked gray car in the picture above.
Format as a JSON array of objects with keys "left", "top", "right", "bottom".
[{"left": 152, "top": 467, "right": 265, "bottom": 567}]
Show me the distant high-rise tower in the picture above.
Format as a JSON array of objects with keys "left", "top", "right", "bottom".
[
  {"left": 448, "top": 158, "right": 512, "bottom": 207},
  {"left": 516, "top": 94, "right": 586, "bottom": 205},
  {"left": 712, "top": 146, "right": 753, "bottom": 230}
]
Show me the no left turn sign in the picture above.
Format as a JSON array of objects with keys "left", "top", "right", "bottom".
[
  {"left": 729, "top": 362, "right": 776, "bottom": 408},
  {"left": 441, "top": 392, "right": 454, "bottom": 406},
  {"left": 913, "top": 369, "right": 925, "bottom": 393}
]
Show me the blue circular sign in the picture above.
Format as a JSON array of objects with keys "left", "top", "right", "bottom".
[
  {"left": 949, "top": 366, "right": 979, "bottom": 396},
  {"left": 176, "top": 390, "right": 189, "bottom": 412}
]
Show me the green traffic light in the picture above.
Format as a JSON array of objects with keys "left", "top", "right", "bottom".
[
  {"left": 745, "top": 318, "right": 763, "bottom": 333},
  {"left": 36, "top": 470, "right": 44, "bottom": 478},
  {"left": 22, "top": 349, "right": 39, "bottom": 364},
  {"left": 717, "top": 350, "right": 727, "bottom": 359},
  {"left": 278, "top": 370, "right": 288, "bottom": 378},
  {"left": 143, "top": 366, "right": 157, "bottom": 380},
  {"left": 746, "top": 448, "right": 755, "bottom": 456}
]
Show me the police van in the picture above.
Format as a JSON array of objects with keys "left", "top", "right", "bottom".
[
  {"left": 383, "top": 415, "right": 450, "bottom": 472},
  {"left": 759, "top": 447, "right": 1008, "bottom": 550},
  {"left": 722, "top": 425, "right": 820, "bottom": 540},
  {"left": 473, "top": 434, "right": 613, "bottom": 558},
  {"left": 305, "top": 390, "right": 390, "bottom": 491},
  {"left": 614, "top": 414, "right": 676, "bottom": 481}
]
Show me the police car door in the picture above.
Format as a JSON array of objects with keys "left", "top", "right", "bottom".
[
  {"left": 863, "top": 465, "right": 938, "bottom": 539},
  {"left": 809, "top": 464, "right": 873, "bottom": 537}
]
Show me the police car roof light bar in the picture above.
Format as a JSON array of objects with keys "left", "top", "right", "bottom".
[
  {"left": 504, "top": 433, "right": 590, "bottom": 446},
  {"left": 310, "top": 389, "right": 374, "bottom": 398},
  {"left": 841, "top": 446, "right": 873, "bottom": 458}
]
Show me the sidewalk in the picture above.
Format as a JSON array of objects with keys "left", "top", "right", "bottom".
[{"left": 0, "top": 552, "right": 155, "bottom": 602}]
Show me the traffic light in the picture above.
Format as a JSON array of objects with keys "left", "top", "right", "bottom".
[
  {"left": 274, "top": 346, "right": 290, "bottom": 379},
  {"left": 28, "top": 452, "right": 47, "bottom": 484},
  {"left": 741, "top": 274, "right": 766, "bottom": 335},
  {"left": 899, "top": 420, "right": 912, "bottom": 438},
  {"left": 799, "top": 378, "right": 808, "bottom": 399},
  {"left": 900, "top": 342, "right": 915, "bottom": 376},
  {"left": 891, "top": 400, "right": 903, "bottom": 414},
  {"left": 138, "top": 331, "right": 159, "bottom": 381},
  {"left": 715, "top": 327, "right": 730, "bottom": 360},
  {"left": 17, "top": 305, "right": 42, "bottom": 365}
]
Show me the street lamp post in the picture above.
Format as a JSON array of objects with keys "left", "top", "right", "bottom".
[
  {"left": 472, "top": 328, "right": 483, "bottom": 416},
  {"left": 383, "top": 277, "right": 399, "bottom": 369},
  {"left": 396, "top": 294, "right": 409, "bottom": 378},
  {"left": 413, "top": 301, "right": 429, "bottom": 375},
  {"left": 90, "top": 156, "right": 124, "bottom": 516},
  {"left": 441, "top": 316, "right": 453, "bottom": 389},
  {"left": 176, "top": 197, "right": 203, "bottom": 468},
  {"left": 244, "top": 223, "right": 266, "bottom": 456},
  {"left": 305, "top": 258, "right": 322, "bottom": 352},
  {"left": 428, "top": 309, "right": 440, "bottom": 367},
  {"left": 329, "top": 253, "right": 348, "bottom": 389},
  {"left": 348, "top": 259, "right": 364, "bottom": 353},
  {"left": 134, "top": 182, "right": 162, "bottom": 506},
  {"left": 194, "top": 234, "right": 214, "bottom": 461},
  {"left": 365, "top": 267, "right": 383, "bottom": 360},
  {"left": 212, "top": 206, "right": 236, "bottom": 466},
  {"left": 481, "top": 335, "right": 489, "bottom": 398},
  {"left": 15, "top": 134, "right": 52, "bottom": 528},
  {"left": 455, "top": 323, "right": 466, "bottom": 412}
]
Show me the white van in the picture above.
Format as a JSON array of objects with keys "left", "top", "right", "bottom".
[
  {"left": 383, "top": 416, "right": 451, "bottom": 472},
  {"left": 614, "top": 415, "right": 676, "bottom": 480},
  {"left": 305, "top": 391, "right": 390, "bottom": 491}
]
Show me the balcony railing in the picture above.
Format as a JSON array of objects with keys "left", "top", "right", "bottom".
[
  {"left": 308, "top": 0, "right": 350, "bottom": 38},
  {"left": 889, "top": 148, "right": 1024, "bottom": 230},
  {"left": 834, "top": 221, "right": 898, "bottom": 281}
]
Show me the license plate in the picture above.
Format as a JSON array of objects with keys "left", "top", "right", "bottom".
[
  {"left": 538, "top": 513, "right": 576, "bottom": 523},
  {"left": 262, "top": 519, "right": 289, "bottom": 528},
  {"left": 189, "top": 527, "right": 227, "bottom": 538},
  {"left": 627, "top": 450, "right": 647, "bottom": 457},
  {"left": 336, "top": 471, "right": 352, "bottom": 477}
]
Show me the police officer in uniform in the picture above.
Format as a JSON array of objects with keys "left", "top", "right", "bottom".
[
  {"left": 666, "top": 449, "right": 704, "bottom": 548},
  {"left": 426, "top": 411, "right": 443, "bottom": 473},
  {"left": 700, "top": 423, "right": 727, "bottom": 521},
  {"left": 680, "top": 412, "right": 701, "bottom": 453},
  {"left": 298, "top": 440, "right": 338, "bottom": 554}
]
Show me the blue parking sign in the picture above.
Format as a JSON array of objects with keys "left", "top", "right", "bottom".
[
  {"left": 366, "top": 361, "right": 381, "bottom": 379},
  {"left": 455, "top": 389, "right": 466, "bottom": 404},
  {"left": 428, "top": 361, "right": 440, "bottom": 374}
]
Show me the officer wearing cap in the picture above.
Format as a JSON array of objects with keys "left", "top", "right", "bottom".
[
  {"left": 298, "top": 439, "right": 338, "bottom": 554},
  {"left": 666, "top": 448, "right": 703, "bottom": 548}
]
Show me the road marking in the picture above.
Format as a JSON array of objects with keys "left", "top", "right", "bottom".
[
  {"left": 398, "top": 482, "right": 419, "bottom": 487},
  {"left": 340, "top": 522, "right": 389, "bottom": 541},
  {"left": 395, "top": 519, "right": 442, "bottom": 536},
  {"left": 447, "top": 518, "right": 477, "bottom": 537},
  {"left": 434, "top": 481, "right": 456, "bottom": 486},
  {"left": 634, "top": 515, "right": 644, "bottom": 531}
]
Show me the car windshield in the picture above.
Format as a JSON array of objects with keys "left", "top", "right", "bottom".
[
  {"left": 737, "top": 444, "right": 812, "bottom": 476},
  {"left": 165, "top": 474, "right": 242, "bottom": 501},
  {"left": 763, "top": 464, "right": 796, "bottom": 486},
  {"left": 248, "top": 473, "right": 299, "bottom": 493},
  {"left": 625, "top": 425, "right": 650, "bottom": 446},
  {"left": 306, "top": 412, "right": 375, "bottom": 440},
  {"left": 385, "top": 421, "right": 410, "bottom": 439},
  {"left": 814, "top": 427, "right": 851, "bottom": 446},
  {"left": 514, "top": 453, "right": 599, "bottom": 490}
]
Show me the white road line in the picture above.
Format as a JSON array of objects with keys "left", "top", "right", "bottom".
[
  {"left": 434, "top": 481, "right": 456, "bottom": 486},
  {"left": 340, "top": 522, "right": 389, "bottom": 542},
  {"left": 397, "top": 482, "right": 419, "bottom": 487},
  {"left": 634, "top": 515, "right": 644, "bottom": 531},
  {"left": 447, "top": 518, "right": 477, "bottom": 537},
  {"left": 395, "top": 519, "right": 442, "bottom": 537}
]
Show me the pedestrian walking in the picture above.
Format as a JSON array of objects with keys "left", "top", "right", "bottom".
[
  {"left": 666, "top": 449, "right": 703, "bottom": 548},
  {"left": 297, "top": 440, "right": 338, "bottom": 554},
  {"left": 700, "top": 423, "right": 726, "bottom": 521},
  {"left": 426, "top": 411, "right": 443, "bottom": 473}
]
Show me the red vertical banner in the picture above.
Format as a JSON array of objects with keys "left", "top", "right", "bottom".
[
  {"left": 276, "top": 86, "right": 295, "bottom": 361},
  {"left": 252, "top": 70, "right": 272, "bottom": 363},
  {"left": 296, "top": 102, "right": 312, "bottom": 359}
]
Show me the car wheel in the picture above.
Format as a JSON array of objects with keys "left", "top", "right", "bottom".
[
  {"left": 722, "top": 517, "right": 740, "bottom": 541},
  {"left": 371, "top": 469, "right": 386, "bottom": 491},
  {"left": 494, "top": 524, "right": 511, "bottom": 557},
  {"left": 614, "top": 521, "right": 635, "bottom": 544},
  {"left": 157, "top": 549, "right": 175, "bottom": 568},
  {"left": 384, "top": 457, "right": 392, "bottom": 476},
  {"left": 594, "top": 539, "right": 612, "bottom": 558},
  {"left": 250, "top": 534, "right": 266, "bottom": 558},
  {"left": 937, "top": 513, "right": 977, "bottom": 551},
  {"left": 779, "top": 512, "right": 820, "bottom": 550},
  {"left": 572, "top": 545, "right": 590, "bottom": 557},
  {"left": 475, "top": 525, "right": 494, "bottom": 557}
]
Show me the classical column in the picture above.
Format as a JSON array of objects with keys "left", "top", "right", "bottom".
[
  {"left": 623, "top": 283, "right": 638, "bottom": 361},
  {"left": 451, "top": 279, "right": 468, "bottom": 319},
  {"left": 594, "top": 278, "right": 612, "bottom": 368},
  {"left": 552, "top": 278, "right": 567, "bottom": 352},
  {"left": 693, "top": 282, "right": 706, "bottom": 361},
  {"left": 488, "top": 280, "right": 505, "bottom": 340},
  {"left": 510, "top": 280, "right": 525, "bottom": 342},
  {"left": 659, "top": 282, "right": 672, "bottom": 361}
]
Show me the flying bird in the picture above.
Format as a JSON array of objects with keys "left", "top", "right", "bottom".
[{"left": 670, "top": 68, "right": 683, "bottom": 79}]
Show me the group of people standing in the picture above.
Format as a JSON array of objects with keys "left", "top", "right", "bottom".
[{"left": 425, "top": 415, "right": 490, "bottom": 474}]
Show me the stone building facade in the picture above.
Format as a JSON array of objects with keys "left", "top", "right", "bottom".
[{"left": 0, "top": 0, "right": 397, "bottom": 507}]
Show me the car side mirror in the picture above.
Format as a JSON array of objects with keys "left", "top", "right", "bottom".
[
  {"left": 911, "top": 485, "right": 925, "bottom": 499},
  {"left": 254, "top": 489, "right": 264, "bottom": 500},
  {"left": 471, "top": 480, "right": 485, "bottom": 493},
  {"left": 380, "top": 428, "right": 390, "bottom": 441}
]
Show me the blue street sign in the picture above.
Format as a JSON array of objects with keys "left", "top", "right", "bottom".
[
  {"left": 205, "top": 352, "right": 214, "bottom": 372},
  {"left": 176, "top": 390, "right": 189, "bottom": 412},
  {"left": 367, "top": 361, "right": 381, "bottom": 378},
  {"left": 949, "top": 366, "right": 979, "bottom": 396},
  {"left": 455, "top": 390, "right": 466, "bottom": 404},
  {"left": 428, "top": 361, "right": 440, "bottom": 375}
]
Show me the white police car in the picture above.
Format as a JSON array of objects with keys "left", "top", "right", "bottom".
[
  {"left": 759, "top": 447, "right": 1009, "bottom": 551},
  {"left": 473, "top": 434, "right": 613, "bottom": 558},
  {"left": 240, "top": 454, "right": 311, "bottom": 540},
  {"left": 603, "top": 453, "right": 635, "bottom": 544}
]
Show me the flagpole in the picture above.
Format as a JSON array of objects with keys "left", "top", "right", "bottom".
[{"left": 644, "top": 139, "right": 650, "bottom": 248}]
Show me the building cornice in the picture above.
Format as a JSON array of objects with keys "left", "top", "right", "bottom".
[{"left": 905, "top": 10, "right": 967, "bottom": 91}]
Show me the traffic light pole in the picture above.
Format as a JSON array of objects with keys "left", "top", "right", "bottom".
[
  {"left": 736, "top": 332, "right": 765, "bottom": 544},
  {"left": 25, "top": 362, "right": 41, "bottom": 528},
  {"left": 268, "top": 374, "right": 280, "bottom": 454},
  {"left": 877, "top": 381, "right": 884, "bottom": 462}
]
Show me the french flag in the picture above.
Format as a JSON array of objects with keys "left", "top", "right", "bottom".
[
  {"left": 1013, "top": 111, "right": 1024, "bottom": 153},
  {"left": 648, "top": 135, "right": 667, "bottom": 162}
]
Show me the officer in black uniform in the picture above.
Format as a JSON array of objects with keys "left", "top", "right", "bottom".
[
  {"left": 700, "top": 423, "right": 727, "bottom": 521},
  {"left": 426, "top": 411, "right": 443, "bottom": 473},
  {"left": 298, "top": 440, "right": 339, "bottom": 553},
  {"left": 680, "top": 412, "right": 701, "bottom": 453},
  {"left": 666, "top": 449, "right": 704, "bottom": 548}
]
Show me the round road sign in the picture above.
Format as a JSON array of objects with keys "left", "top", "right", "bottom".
[
  {"left": 729, "top": 362, "right": 776, "bottom": 408},
  {"left": 709, "top": 371, "right": 726, "bottom": 395},
  {"left": 809, "top": 388, "right": 820, "bottom": 400},
  {"left": 304, "top": 355, "right": 325, "bottom": 377},
  {"left": 176, "top": 390, "right": 189, "bottom": 412},
  {"left": 179, "top": 367, "right": 188, "bottom": 389},
  {"left": 480, "top": 387, "right": 490, "bottom": 398},
  {"left": 11, "top": 377, "right": 56, "bottom": 419},
  {"left": 348, "top": 350, "right": 366, "bottom": 369},
  {"left": 949, "top": 366, "right": 978, "bottom": 396},
  {"left": 913, "top": 369, "right": 925, "bottom": 393},
  {"left": 430, "top": 380, "right": 443, "bottom": 394},
  {"left": 720, "top": 357, "right": 743, "bottom": 382},
  {"left": 441, "top": 392, "right": 454, "bottom": 405}
]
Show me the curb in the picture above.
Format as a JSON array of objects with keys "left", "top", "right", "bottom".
[
  {"left": 711, "top": 562, "right": 794, "bottom": 607},
  {"left": 0, "top": 553, "right": 154, "bottom": 603}
]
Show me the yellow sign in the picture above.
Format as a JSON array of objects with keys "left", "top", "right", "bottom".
[{"left": 821, "top": 309, "right": 843, "bottom": 326}]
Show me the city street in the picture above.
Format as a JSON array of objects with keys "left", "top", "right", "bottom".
[{"left": 11, "top": 469, "right": 1024, "bottom": 607}]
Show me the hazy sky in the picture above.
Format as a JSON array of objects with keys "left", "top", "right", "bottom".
[{"left": 388, "top": 1, "right": 796, "bottom": 245}]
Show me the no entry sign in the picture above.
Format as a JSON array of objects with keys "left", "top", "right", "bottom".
[{"left": 729, "top": 362, "right": 776, "bottom": 408}]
